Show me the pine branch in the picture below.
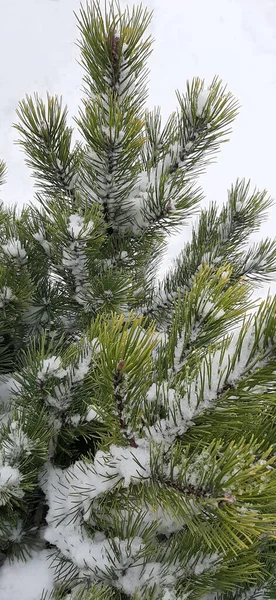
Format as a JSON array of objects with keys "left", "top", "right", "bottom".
[{"left": 14, "top": 94, "right": 81, "bottom": 208}]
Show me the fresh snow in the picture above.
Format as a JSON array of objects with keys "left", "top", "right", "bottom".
[
  {"left": 0, "top": 287, "right": 14, "bottom": 307},
  {"left": 0, "top": 376, "right": 21, "bottom": 409},
  {"left": 37, "top": 356, "right": 67, "bottom": 380},
  {"left": 1, "top": 240, "right": 26, "bottom": 261},
  {"left": 0, "top": 550, "right": 55, "bottom": 600},
  {"left": 67, "top": 213, "right": 94, "bottom": 238},
  {"left": 0, "top": 465, "right": 21, "bottom": 487},
  {"left": 196, "top": 89, "right": 211, "bottom": 117},
  {"left": 33, "top": 231, "right": 51, "bottom": 255},
  {"left": 147, "top": 322, "right": 261, "bottom": 447},
  {"left": 86, "top": 407, "right": 99, "bottom": 421},
  {"left": 2, "top": 423, "right": 33, "bottom": 460}
]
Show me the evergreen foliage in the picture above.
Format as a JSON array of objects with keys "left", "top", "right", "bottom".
[{"left": 0, "top": 2, "right": 276, "bottom": 599}]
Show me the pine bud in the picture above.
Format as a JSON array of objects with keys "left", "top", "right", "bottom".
[{"left": 117, "top": 360, "right": 125, "bottom": 372}]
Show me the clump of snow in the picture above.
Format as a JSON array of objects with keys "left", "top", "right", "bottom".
[
  {"left": 133, "top": 503, "right": 186, "bottom": 537},
  {"left": 163, "top": 590, "right": 178, "bottom": 600},
  {"left": 2, "top": 240, "right": 27, "bottom": 262},
  {"left": 42, "top": 495, "right": 179, "bottom": 598},
  {"left": 0, "top": 464, "right": 23, "bottom": 505},
  {"left": 5, "top": 519, "right": 24, "bottom": 542},
  {"left": 184, "top": 449, "right": 220, "bottom": 489},
  {"left": 2, "top": 422, "right": 33, "bottom": 460},
  {"left": 62, "top": 238, "right": 89, "bottom": 305},
  {"left": 109, "top": 444, "right": 151, "bottom": 487},
  {"left": 70, "top": 414, "right": 81, "bottom": 426},
  {"left": 0, "top": 377, "right": 21, "bottom": 427},
  {"left": 236, "top": 200, "right": 242, "bottom": 211},
  {"left": 0, "top": 287, "right": 14, "bottom": 307},
  {"left": 33, "top": 232, "right": 51, "bottom": 255},
  {"left": 71, "top": 345, "right": 94, "bottom": 383},
  {"left": 86, "top": 407, "right": 98, "bottom": 422},
  {"left": 0, "top": 550, "right": 55, "bottom": 600},
  {"left": 39, "top": 344, "right": 98, "bottom": 412},
  {"left": 37, "top": 356, "right": 67, "bottom": 381},
  {"left": 196, "top": 89, "right": 211, "bottom": 117},
  {"left": 201, "top": 299, "right": 225, "bottom": 319},
  {"left": 68, "top": 213, "right": 84, "bottom": 237},
  {"left": 41, "top": 442, "right": 151, "bottom": 531},
  {"left": 115, "top": 560, "right": 160, "bottom": 596},
  {"left": 173, "top": 332, "right": 185, "bottom": 370},
  {"left": 146, "top": 322, "right": 261, "bottom": 447},
  {"left": 0, "top": 376, "right": 20, "bottom": 406},
  {"left": 185, "top": 141, "right": 193, "bottom": 151},
  {"left": 45, "top": 383, "right": 72, "bottom": 411},
  {"left": 146, "top": 383, "right": 158, "bottom": 405},
  {"left": 67, "top": 214, "right": 94, "bottom": 238},
  {"left": 0, "top": 465, "right": 21, "bottom": 487},
  {"left": 192, "top": 553, "right": 220, "bottom": 576},
  {"left": 146, "top": 382, "right": 176, "bottom": 412},
  {"left": 62, "top": 242, "right": 86, "bottom": 275}
]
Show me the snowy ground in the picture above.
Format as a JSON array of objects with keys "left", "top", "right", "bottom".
[
  {"left": 0, "top": 2, "right": 276, "bottom": 598},
  {"left": 1, "top": 0, "right": 276, "bottom": 297}
]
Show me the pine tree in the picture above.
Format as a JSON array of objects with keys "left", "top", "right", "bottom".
[{"left": 1, "top": 2, "right": 276, "bottom": 599}]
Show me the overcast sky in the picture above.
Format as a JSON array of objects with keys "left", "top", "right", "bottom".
[{"left": 0, "top": 0, "right": 275, "bottom": 295}]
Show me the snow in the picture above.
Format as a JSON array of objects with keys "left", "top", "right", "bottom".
[
  {"left": 37, "top": 437, "right": 188, "bottom": 595},
  {"left": 1, "top": 240, "right": 26, "bottom": 262},
  {"left": 146, "top": 382, "right": 176, "bottom": 411},
  {"left": 37, "top": 356, "right": 67, "bottom": 380},
  {"left": 41, "top": 442, "right": 151, "bottom": 527},
  {"left": 109, "top": 444, "right": 151, "bottom": 486},
  {"left": 86, "top": 407, "right": 98, "bottom": 422},
  {"left": 184, "top": 449, "right": 219, "bottom": 489},
  {"left": 196, "top": 89, "right": 211, "bottom": 117},
  {"left": 68, "top": 213, "right": 85, "bottom": 237},
  {"left": 227, "top": 326, "right": 256, "bottom": 385},
  {"left": 127, "top": 503, "right": 186, "bottom": 537},
  {"left": 0, "top": 375, "right": 21, "bottom": 410},
  {"left": 71, "top": 346, "right": 94, "bottom": 382},
  {"left": 2, "top": 423, "right": 33, "bottom": 460},
  {"left": 33, "top": 231, "right": 51, "bottom": 255},
  {"left": 46, "top": 383, "right": 72, "bottom": 411},
  {"left": 236, "top": 199, "right": 243, "bottom": 211},
  {"left": 0, "top": 465, "right": 21, "bottom": 487},
  {"left": 185, "top": 141, "right": 193, "bottom": 151},
  {"left": 62, "top": 238, "right": 88, "bottom": 305},
  {"left": 146, "top": 321, "right": 262, "bottom": 447},
  {"left": 192, "top": 553, "right": 220, "bottom": 575},
  {"left": 67, "top": 214, "right": 94, "bottom": 238},
  {"left": 0, "top": 287, "right": 14, "bottom": 307},
  {"left": 146, "top": 383, "right": 158, "bottom": 404},
  {"left": 163, "top": 591, "right": 178, "bottom": 600},
  {"left": 5, "top": 520, "right": 24, "bottom": 543},
  {"left": 70, "top": 413, "right": 81, "bottom": 426},
  {"left": 0, "top": 550, "right": 55, "bottom": 600},
  {"left": 173, "top": 333, "right": 185, "bottom": 370}
]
